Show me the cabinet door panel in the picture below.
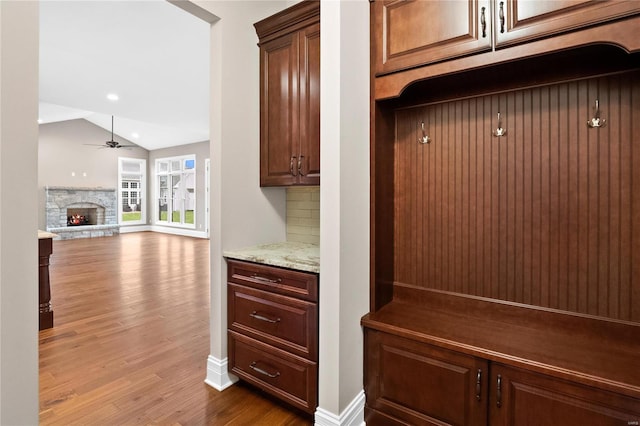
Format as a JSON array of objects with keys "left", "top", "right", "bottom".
[
  {"left": 490, "top": 365, "right": 640, "bottom": 426},
  {"left": 495, "top": 0, "right": 640, "bottom": 47},
  {"left": 365, "top": 330, "right": 488, "bottom": 425},
  {"left": 298, "top": 22, "right": 320, "bottom": 185},
  {"left": 373, "top": 0, "right": 492, "bottom": 75},
  {"left": 260, "top": 33, "right": 299, "bottom": 186}
]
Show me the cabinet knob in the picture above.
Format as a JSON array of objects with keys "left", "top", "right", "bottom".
[
  {"left": 290, "top": 156, "right": 298, "bottom": 176},
  {"left": 481, "top": 7, "right": 487, "bottom": 38},
  {"left": 297, "top": 155, "right": 305, "bottom": 176},
  {"left": 499, "top": 2, "right": 505, "bottom": 34},
  {"left": 476, "top": 369, "right": 482, "bottom": 401},
  {"left": 496, "top": 374, "right": 502, "bottom": 408}
]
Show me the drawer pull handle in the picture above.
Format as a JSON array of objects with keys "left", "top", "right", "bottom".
[
  {"left": 250, "top": 311, "right": 281, "bottom": 324},
  {"left": 251, "top": 273, "right": 282, "bottom": 284},
  {"left": 496, "top": 374, "right": 502, "bottom": 408},
  {"left": 476, "top": 369, "right": 482, "bottom": 401},
  {"left": 250, "top": 361, "right": 280, "bottom": 378}
]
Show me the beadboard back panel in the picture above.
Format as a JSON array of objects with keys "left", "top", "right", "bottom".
[{"left": 393, "top": 70, "right": 640, "bottom": 322}]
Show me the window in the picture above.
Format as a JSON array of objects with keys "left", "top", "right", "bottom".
[
  {"left": 118, "top": 158, "right": 146, "bottom": 225},
  {"left": 155, "top": 155, "right": 196, "bottom": 228}
]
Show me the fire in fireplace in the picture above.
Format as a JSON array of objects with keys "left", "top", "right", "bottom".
[
  {"left": 67, "top": 214, "right": 89, "bottom": 226},
  {"left": 66, "top": 207, "right": 97, "bottom": 227}
]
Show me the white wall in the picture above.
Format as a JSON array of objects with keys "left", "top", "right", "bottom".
[
  {"left": 0, "top": 1, "right": 40, "bottom": 424},
  {"left": 318, "top": 1, "right": 370, "bottom": 423},
  {"left": 38, "top": 119, "right": 148, "bottom": 229},
  {"left": 189, "top": 0, "right": 289, "bottom": 389},
  {"left": 192, "top": 2, "right": 371, "bottom": 422}
]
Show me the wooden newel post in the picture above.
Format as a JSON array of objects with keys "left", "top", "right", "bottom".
[{"left": 38, "top": 237, "right": 54, "bottom": 330}]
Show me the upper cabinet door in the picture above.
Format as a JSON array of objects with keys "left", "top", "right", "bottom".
[
  {"left": 298, "top": 22, "right": 320, "bottom": 186},
  {"left": 494, "top": 0, "right": 640, "bottom": 47},
  {"left": 256, "top": 1, "right": 320, "bottom": 187},
  {"left": 260, "top": 33, "right": 300, "bottom": 187},
  {"left": 373, "top": 0, "right": 492, "bottom": 76}
]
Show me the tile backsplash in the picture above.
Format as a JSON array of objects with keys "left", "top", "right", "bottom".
[{"left": 286, "top": 186, "right": 320, "bottom": 245}]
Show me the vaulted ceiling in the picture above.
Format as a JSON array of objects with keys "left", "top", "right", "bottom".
[{"left": 39, "top": 1, "right": 210, "bottom": 151}]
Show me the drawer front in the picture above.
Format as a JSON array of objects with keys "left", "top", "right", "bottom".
[
  {"left": 229, "top": 283, "right": 317, "bottom": 361},
  {"left": 229, "top": 331, "right": 318, "bottom": 414},
  {"left": 227, "top": 259, "right": 318, "bottom": 302}
]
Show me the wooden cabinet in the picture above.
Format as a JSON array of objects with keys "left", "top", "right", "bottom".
[
  {"left": 367, "top": 3, "right": 640, "bottom": 420},
  {"left": 227, "top": 259, "right": 319, "bottom": 413},
  {"left": 365, "top": 325, "right": 640, "bottom": 426},
  {"left": 490, "top": 365, "right": 640, "bottom": 426},
  {"left": 365, "top": 330, "right": 488, "bottom": 425},
  {"left": 372, "top": 0, "right": 640, "bottom": 76},
  {"left": 495, "top": 0, "right": 640, "bottom": 48},
  {"left": 255, "top": 1, "right": 320, "bottom": 186},
  {"left": 373, "top": 0, "right": 492, "bottom": 75}
]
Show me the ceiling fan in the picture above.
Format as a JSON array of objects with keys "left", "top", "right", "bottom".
[{"left": 85, "top": 115, "right": 136, "bottom": 149}]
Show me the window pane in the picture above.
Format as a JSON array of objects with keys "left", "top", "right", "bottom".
[
  {"left": 184, "top": 159, "right": 195, "bottom": 169},
  {"left": 172, "top": 174, "right": 182, "bottom": 223},
  {"left": 158, "top": 161, "right": 169, "bottom": 173},
  {"left": 158, "top": 175, "right": 168, "bottom": 221},
  {"left": 119, "top": 158, "right": 146, "bottom": 224},
  {"left": 171, "top": 160, "right": 181, "bottom": 171},
  {"left": 122, "top": 160, "right": 142, "bottom": 173}
]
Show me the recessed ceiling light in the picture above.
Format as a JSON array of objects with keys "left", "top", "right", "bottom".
[
  {"left": 107, "top": 93, "right": 119, "bottom": 101},
  {"left": 131, "top": 132, "right": 139, "bottom": 139}
]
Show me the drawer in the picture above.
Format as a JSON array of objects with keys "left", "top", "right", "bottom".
[
  {"left": 227, "top": 259, "right": 318, "bottom": 302},
  {"left": 229, "top": 283, "right": 317, "bottom": 361},
  {"left": 229, "top": 331, "right": 318, "bottom": 414}
]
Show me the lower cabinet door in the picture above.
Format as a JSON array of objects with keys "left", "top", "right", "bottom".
[
  {"left": 490, "top": 364, "right": 640, "bottom": 426},
  {"left": 228, "top": 330, "right": 317, "bottom": 413},
  {"left": 365, "top": 329, "right": 488, "bottom": 426}
]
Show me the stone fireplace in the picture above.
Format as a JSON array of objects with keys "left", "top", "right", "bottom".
[{"left": 46, "top": 187, "right": 120, "bottom": 239}]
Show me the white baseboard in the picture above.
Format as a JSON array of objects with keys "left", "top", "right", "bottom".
[
  {"left": 119, "top": 225, "right": 151, "bottom": 233},
  {"left": 204, "top": 355, "right": 238, "bottom": 391},
  {"left": 149, "top": 225, "right": 208, "bottom": 239},
  {"left": 315, "top": 390, "right": 365, "bottom": 426}
]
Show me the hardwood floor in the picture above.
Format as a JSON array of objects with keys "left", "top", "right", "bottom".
[{"left": 39, "top": 232, "right": 312, "bottom": 425}]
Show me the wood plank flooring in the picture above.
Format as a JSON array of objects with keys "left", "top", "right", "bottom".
[{"left": 39, "top": 232, "right": 312, "bottom": 426}]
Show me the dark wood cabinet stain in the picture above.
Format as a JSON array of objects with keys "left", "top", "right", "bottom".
[{"left": 366, "top": 1, "right": 640, "bottom": 424}]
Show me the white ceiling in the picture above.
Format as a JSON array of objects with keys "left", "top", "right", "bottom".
[{"left": 39, "top": 0, "right": 210, "bottom": 151}]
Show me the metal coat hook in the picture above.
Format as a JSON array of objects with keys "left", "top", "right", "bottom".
[
  {"left": 587, "top": 100, "right": 606, "bottom": 128},
  {"left": 418, "top": 121, "right": 431, "bottom": 144},
  {"left": 492, "top": 112, "right": 507, "bottom": 137}
]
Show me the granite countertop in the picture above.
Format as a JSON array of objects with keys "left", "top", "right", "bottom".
[
  {"left": 223, "top": 241, "right": 319, "bottom": 274},
  {"left": 38, "top": 230, "right": 58, "bottom": 239}
]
